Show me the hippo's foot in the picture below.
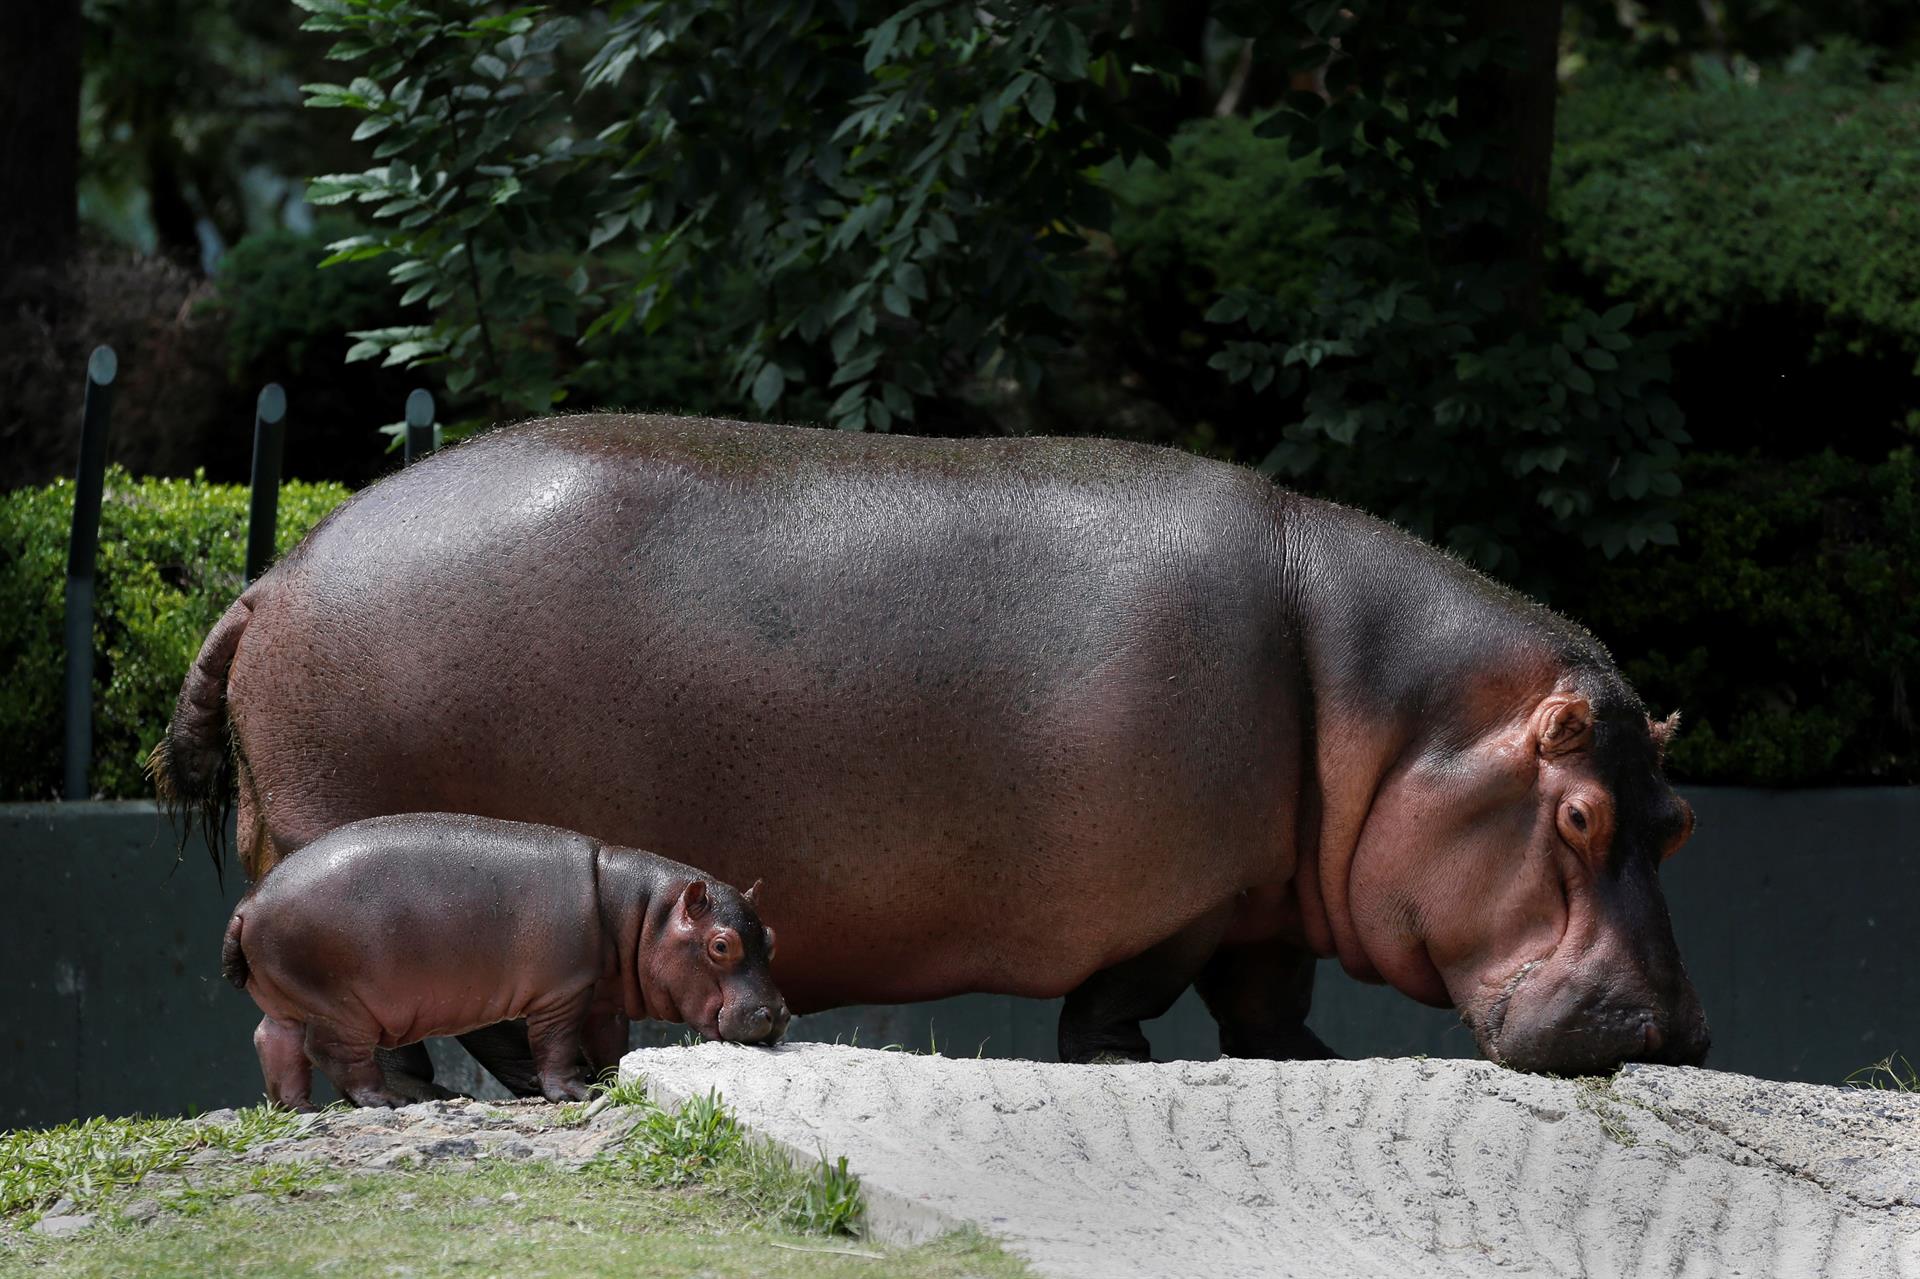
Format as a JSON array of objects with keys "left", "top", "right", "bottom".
[
  {"left": 1058, "top": 1027, "right": 1155, "bottom": 1064},
  {"left": 457, "top": 1021, "right": 545, "bottom": 1098},
  {"left": 540, "top": 1074, "right": 592, "bottom": 1104},
  {"left": 383, "top": 1071, "right": 459, "bottom": 1104},
  {"left": 344, "top": 1085, "right": 418, "bottom": 1109},
  {"left": 375, "top": 1043, "right": 460, "bottom": 1103}
]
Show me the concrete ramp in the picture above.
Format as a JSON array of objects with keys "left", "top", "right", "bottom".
[{"left": 624, "top": 1043, "right": 1920, "bottom": 1279}]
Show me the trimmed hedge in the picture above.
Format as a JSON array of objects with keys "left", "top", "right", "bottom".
[
  {"left": 1554, "top": 51, "right": 1920, "bottom": 454},
  {"left": 1556, "top": 50, "right": 1920, "bottom": 367},
  {"left": 0, "top": 469, "right": 350, "bottom": 801}
]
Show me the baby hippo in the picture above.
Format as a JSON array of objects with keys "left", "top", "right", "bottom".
[{"left": 222, "top": 813, "right": 787, "bottom": 1110}]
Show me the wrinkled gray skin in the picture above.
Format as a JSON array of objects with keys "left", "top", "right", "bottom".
[
  {"left": 159, "top": 414, "right": 1708, "bottom": 1088},
  {"left": 223, "top": 813, "right": 786, "bottom": 1109}
]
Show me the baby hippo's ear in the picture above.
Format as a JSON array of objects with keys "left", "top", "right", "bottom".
[
  {"left": 743, "top": 878, "right": 765, "bottom": 911},
  {"left": 677, "top": 879, "right": 712, "bottom": 925}
]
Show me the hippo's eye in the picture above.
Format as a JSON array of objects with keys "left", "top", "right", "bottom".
[
  {"left": 707, "top": 933, "right": 736, "bottom": 964},
  {"left": 1568, "top": 806, "right": 1589, "bottom": 833}
]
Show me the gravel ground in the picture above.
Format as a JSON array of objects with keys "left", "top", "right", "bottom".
[
  {"left": 21, "top": 1097, "right": 630, "bottom": 1240},
  {"left": 627, "top": 1043, "right": 1920, "bottom": 1279}
]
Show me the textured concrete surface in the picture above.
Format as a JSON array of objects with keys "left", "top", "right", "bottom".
[{"left": 625, "top": 1043, "right": 1920, "bottom": 1279}]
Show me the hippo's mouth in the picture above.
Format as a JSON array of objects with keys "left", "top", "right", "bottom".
[{"left": 1471, "top": 958, "right": 1543, "bottom": 1067}]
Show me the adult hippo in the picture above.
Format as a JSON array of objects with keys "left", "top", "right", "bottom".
[{"left": 155, "top": 413, "right": 1707, "bottom": 1081}]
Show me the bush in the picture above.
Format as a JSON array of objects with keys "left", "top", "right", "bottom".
[
  {"left": 1557, "top": 48, "right": 1920, "bottom": 356},
  {"left": 212, "top": 226, "right": 396, "bottom": 379},
  {"left": 204, "top": 227, "right": 429, "bottom": 488},
  {"left": 0, "top": 245, "right": 243, "bottom": 491},
  {"left": 1555, "top": 51, "right": 1920, "bottom": 449},
  {"left": 0, "top": 468, "right": 350, "bottom": 800},
  {"left": 1565, "top": 449, "right": 1918, "bottom": 785},
  {"left": 1103, "top": 118, "right": 1336, "bottom": 322}
]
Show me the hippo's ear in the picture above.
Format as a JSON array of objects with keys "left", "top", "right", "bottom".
[
  {"left": 679, "top": 879, "right": 712, "bottom": 923},
  {"left": 1534, "top": 694, "right": 1594, "bottom": 758},
  {"left": 743, "top": 878, "right": 764, "bottom": 910}
]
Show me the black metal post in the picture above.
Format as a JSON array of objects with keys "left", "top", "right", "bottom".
[
  {"left": 245, "top": 384, "right": 287, "bottom": 584},
  {"left": 404, "top": 388, "right": 435, "bottom": 464},
  {"left": 62, "top": 346, "right": 117, "bottom": 801}
]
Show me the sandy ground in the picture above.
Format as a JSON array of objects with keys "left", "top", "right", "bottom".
[{"left": 625, "top": 1042, "right": 1920, "bottom": 1279}]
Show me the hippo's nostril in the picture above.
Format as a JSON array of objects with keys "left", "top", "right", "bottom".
[
  {"left": 744, "top": 1006, "right": 774, "bottom": 1040},
  {"left": 1640, "top": 1018, "right": 1665, "bottom": 1059}
]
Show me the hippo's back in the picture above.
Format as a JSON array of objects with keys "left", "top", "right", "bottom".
[{"left": 226, "top": 415, "right": 1302, "bottom": 1010}]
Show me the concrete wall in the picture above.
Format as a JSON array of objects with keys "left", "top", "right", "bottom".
[{"left": 4, "top": 789, "right": 1915, "bottom": 1127}]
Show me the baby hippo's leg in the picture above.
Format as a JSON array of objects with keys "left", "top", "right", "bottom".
[
  {"left": 526, "top": 997, "right": 595, "bottom": 1103},
  {"left": 306, "top": 1019, "right": 413, "bottom": 1108},
  {"left": 582, "top": 1011, "right": 631, "bottom": 1083},
  {"left": 254, "top": 1016, "right": 314, "bottom": 1112},
  {"left": 373, "top": 1044, "right": 458, "bottom": 1104}
]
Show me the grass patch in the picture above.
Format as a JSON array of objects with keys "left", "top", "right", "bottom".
[
  {"left": 4, "top": 1082, "right": 1024, "bottom": 1277},
  {"left": 0, "top": 1105, "right": 307, "bottom": 1223},
  {"left": 3, "top": 1155, "right": 1025, "bottom": 1279},
  {"left": 595, "top": 1088, "right": 863, "bottom": 1236},
  {"left": 1846, "top": 1053, "right": 1920, "bottom": 1092},
  {"left": 1571, "top": 1077, "right": 1639, "bottom": 1147}
]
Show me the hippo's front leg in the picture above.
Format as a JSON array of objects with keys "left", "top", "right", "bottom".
[
  {"left": 456, "top": 1021, "right": 545, "bottom": 1097},
  {"left": 1194, "top": 938, "right": 1341, "bottom": 1060},
  {"left": 525, "top": 997, "right": 596, "bottom": 1102},
  {"left": 581, "top": 1011, "right": 630, "bottom": 1082},
  {"left": 1058, "top": 904, "right": 1233, "bottom": 1063},
  {"left": 374, "top": 1043, "right": 456, "bottom": 1103}
]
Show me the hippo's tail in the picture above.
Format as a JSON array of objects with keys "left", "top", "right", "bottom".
[
  {"left": 220, "top": 909, "right": 250, "bottom": 990},
  {"left": 149, "top": 594, "right": 252, "bottom": 886}
]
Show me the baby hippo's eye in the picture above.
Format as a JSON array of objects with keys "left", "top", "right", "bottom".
[{"left": 707, "top": 931, "right": 738, "bottom": 964}]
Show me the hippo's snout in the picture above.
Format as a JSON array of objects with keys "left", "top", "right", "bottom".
[
  {"left": 1492, "top": 990, "right": 1710, "bottom": 1075},
  {"left": 1648, "top": 999, "right": 1711, "bottom": 1067},
  {"left": 724, "top": 1000, "right": 790, "bottom": 1045}
]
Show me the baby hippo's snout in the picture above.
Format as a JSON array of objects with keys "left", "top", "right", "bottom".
[{"left": 722, "top": 999, "right": 791, "bottom": 1045}]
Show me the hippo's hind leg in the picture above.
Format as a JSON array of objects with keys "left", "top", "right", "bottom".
[
  {"left": 1194, "top": 939, "right": 1341, "bottom": 1060},
  {"left": 1058, "top": 904, "right": 1233, "bottom": 1064},
  {"left": 305, "top": 1020, "right": 412, "bottom": 1108},
  {"left": 253, "top": 1016, "right": 315, "bottom": 1112},
  {"left": 456, "top": 1021, "right": 545, "bottom": 1097}
]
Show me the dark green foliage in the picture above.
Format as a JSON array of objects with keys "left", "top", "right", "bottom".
[
  {"left": 1103, "top": 118, "right": 1335, "bottom": 317},
  {"left": 78, "top": 0, "right": 347, "bottom": 261},
  {"left": 294, "top": 0, "right": 1170, "bottom": 436},
  {"left": 210, "top": 226, "right": 396, "bottom": 376},
  {"left": 1209, "top": 5, "right": 1688, "bottom": 577},
  {"left": 0, "top": 470, "right": 349, "bottom": 800},
  {"left": 1567, "top": 449, "right": 1918, "bottom": 784},
  {"left": 1561, "top": 0, "right": 1920, "bottom": 75},
  {"left": 1557, "top": 50, "right": 1920, "bottom": 379}
]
